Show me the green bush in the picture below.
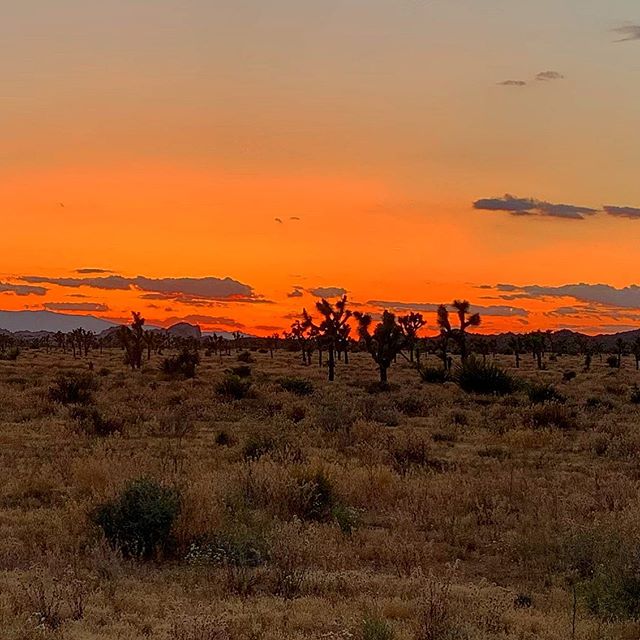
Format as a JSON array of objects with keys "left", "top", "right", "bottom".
[
  {"left": 161, "top": 350, "right": 199, "bottom": 378},
  {"left": 231, "top": 365, "right": 252, "bottom": 378},
  {"left": 49, "top": 371, "right": 97, "bottom": 405},
  {"left": 237, "top": 351, "right": 253, "bottom": 363},
  {"left": 0, "top": 347, "right": 20, "bottom": 361},
  {"left": 527, "top": 382, "right": 565, "bottom": 405},
  {"left": 91, "top": 478, "right": 180, "bottom": 559},
  {"left": 70, "top": 405, "right": 121, "bottom": 436},
  {"left": 216, "top": 374, "right": 252, "bottom": 400},
  {"left": 529, "top": 403, "right": 578, "bottom": 430},
  {"left": 278, "top": 377, "right": 314, "bottom": 396},
  {"left": 630, "top": 384, "right": 640, "bottom": 405},
  {"left": 242, "top": 433, "right": 277, "bottom": 461},
  {"left": 418, "top": 366, "right": 449, "bottom": 384},
  {"left": 361, "top": 616, "right": 394, "bottom": 640},
  {"left": 454, "top": 357, "right": 516, "bottom": 395},
  {"left": 294, "top": 472, "right": 336, "bottom": 522}
]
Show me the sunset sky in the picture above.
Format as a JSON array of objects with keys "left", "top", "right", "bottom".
[{"left": 2, "top": 1, "right": 640, "bottom": 335}]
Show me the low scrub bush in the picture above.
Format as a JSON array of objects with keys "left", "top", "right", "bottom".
[
  {"left": 49, "top": 372, "right": 97, "bottom": 405},
  {"left": 230, "top": 365, "right": 251, "bottom": 378},
  {"left": 237, "top": 351, "right": 253, "bottom": 363},
  {"left": 278, "top": 377, "right": 314, "bottom": 396},
  {"left": 69, "top": 405, "right": 121, "bottom": 436},
  {"left": 91, "top": 478, "right": 180, "bottom": 559},
  {"left": 161, "top": 350, "right": 199, "bottom": 379},
  {"left": 454, "top": 357, "right": 516, "bottom": 395},
  {"left": 418, "top": 366, "right": 449, "bottom": 384},
  {"left": 529, "top": 403, "right": 578, "bottom": 430},
  {"left": 527, "top": 382, "right": 565, "bottom": 405},
  {"left": 361, "top": 616, "right": 394, "bottom": 640},
  {"left": 216, "top": 374, "right": 252, "bottom": 400}
]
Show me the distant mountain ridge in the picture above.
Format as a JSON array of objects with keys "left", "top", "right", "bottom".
[{"left": 0, "top": 310, "right": 116, "bottom": 334}]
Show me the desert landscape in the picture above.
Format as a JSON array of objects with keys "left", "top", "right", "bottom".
[{"left": 2, "top": 319, "right": 640, "bottom": 639}]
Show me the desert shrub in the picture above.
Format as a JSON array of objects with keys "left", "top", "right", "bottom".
[
  {"left": 395, "top": 393, "right": 426, "bottom": 417},
  {"left": 454, "top": 357, "right": 516, "bottom": 395},
  {"left": 91, "top": 478, "right": 180, "bottom": 559},
  {"left": 312, "top": 394, "right": 359, "bottom": 433},
  {"left": 291, "top": 472, "right": 337, "bottom": 523},
  {"left": 69, "top": 405, "right": 121, "bottom": 436},
  {"left": 161, "top": 350, "right": 199, "bottom": 379},
  {"left": 186, "top": 530, "right": 269, "bottom": 568},
  {"left": 242, "top": 433, "right": 277, "bottom": 461},
  {"left": 630, "top": 384, "right": 640, "bottom": 405},
  {"left": 169, "top": 617, "right": 230, "bottom": 640},
  {"left": 230, "top": 365, "right": 251, "bottom": 378},
  {"left": 562, "top": 370, "right": 577, "bottom": 382},
  {"left": 49, "top": 371, "right": 97, "bottom": 405},
  {"left": 514, "top": 593, "right": 532, "bottom": 609},
  {"left": 237, "top": 351, "right": 253, "bottom": 363},
  {"left": 214, "top": 430, "right": 235, "bottom": 446},
  {"left": 361, "top": 616, "right": 394, "bottom": 640},
  {"left": 362, "top": 396, "right": 401, "bottom": 426},
  {"left": 287, "top": 404, "right": 306, "bottom": 423},
  {"left": 527, "top": 382, "right": 565, "bottom": 405},
  {"left": 216, "top": 374, "right": 252, "bottom": 400},
  {"left": 390, "top": 435, "right": 444, "bottom": 474},
  {"left": 418, "top": 366, "right": 449, "bottom": 384},
  {"left": 278, "top": 377, "right": 314, "bottom": 396},
  {"left": 0, "top": 347, "right": 20, "bottom": 361},
  {"left": 529, "top": 403, "right": 578, "bottom": 430},
  {"left": 607, "top": 355, "right": 619, "bottom": 368},
  {"left": 563, "top": 530, "right": 640, "bottom": 621},
  {"left": 332, "top": 502, "right": 360, "bottom": 535},
  {"left": 450, "top": 410, "right": 468, "bottom": 426},
  {"left": 585, "top": 396, "right": 614, "bottom": 411}
]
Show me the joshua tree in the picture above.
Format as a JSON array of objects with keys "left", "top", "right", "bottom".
[
  {"left": 632, "top": 337, "right": 640, "bottom": 371},
  {"left": 54, "top": 331, "right": 66, "bottom": 352},
  {"left": 508, "top": 335, "right": 522, "bottom": 368},
  {"left": 436, "top": 301, "right": 481, "bottom": 365},
  {"left": 118, "top": 312, "right": 145, "bottom": 370},
  {"left": 398, "top": 312, "right": 426, "bottom": 362},
  {"left": 354, "top": 310, "right": 405, "bottom": 385},
  {"left": 290, "top": 315, "right": 314, "bottom": 365},
  {"left": 311, "top": 295, "right": 351, "bottom": 382},
  {"left": 615, "top": 337, "right": 626, "bottom": 368},
  {"left": 527, "top": 331, "right": 546, "bottom": 370}
]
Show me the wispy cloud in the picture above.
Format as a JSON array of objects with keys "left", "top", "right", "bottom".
[
  {"left": 44, "top": 302, "right": 109, "bottom": 312},
  {"left": 603, "top": 205, "right": 640, "bottom": 219},
  {"left": 366, "top": 300, "right": 528, "bottom": 317},
  {"left": 0, "top": 281, "right": 47, "bottom": 296},
  {"left": 613, "top": 25, "right": 640, "bottom": 42},
  {"left": 308, "top": 286, "right": 347, "bottom": 298},
  {"left": 20, "top": 274, "right": 267, "bottom": 303},
  {"left": 496, "top": 283, "right": 640, "bottom": 309},
  {"left": 473, "top": 194, "right": 596, "bottom": 220},
  {"left": 498, "top": 80, "right": 527, "bottom": 87},
  {"left": 536, "top": 71, "right": 564, "bottom": 81}
]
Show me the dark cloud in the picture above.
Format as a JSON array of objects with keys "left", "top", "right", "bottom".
[
  {"left": 499, "top": 80, "right": 527, "bottom": 87},
  {"left": 366, "top": 300, "right": 528, "bottom": 317},
  {"left": 0, "top": 281, "right": 47, "bottom": 296},
  {"left": 254, "top": 324, "right": 283, "bottom": 332},
  {"left": 308, "top": 286, "right": 347, "bottom": 298},
  {"left": 613, "top": 25, "right": 640, "bottom": 42},
  {"left": 473, "top": 194, "right": 597, "bottom": 220},
  {"left": 287, "top": 287, "right": 304, "bottom": 298},
  {"left": 21, "top": 274, "right": 264, "bottom": 303},
  {"left": 74, "top": 268, "right": 113, "bottom": 274},
  {"left": 44, "top": 302, "right": 109, "bottom": 312},
  {"left": 496, "top": 283, "right": 640, "bottom": 309},
  {"left": 536, "top": 71, "right": 565, "bottom": 81},
  {"left": 604, "top": 205, "right": 640, "bottom": 219}
]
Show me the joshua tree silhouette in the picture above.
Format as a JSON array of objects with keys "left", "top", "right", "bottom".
[
  {"left": 398, "top": 312, "right": 426, "bottom": 363},
  {"left": 354, "top": 310, "right": 405, "bottom": 385},
  {"left": 310, "top": 295, "right": 352, "bottom": 382},
  {"left": 118, "top": 312, "right": 145, "bottom": 370},
  {"left": 436, "top": 300, "right": 481, "bottom": 365}
]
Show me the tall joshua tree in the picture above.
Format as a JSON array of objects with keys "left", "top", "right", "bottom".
[
  {"left": 118, "top": 312, "right": 145, "bottom": 370},
  {"left": 290, "top": 315, "right": 314, "bottom": 365},
  {"left": 436, "top": 301, "right": 481, "bottom": 366},
  {"left": 632, "top": 337, "right": 640, "bottom": 370},
  {"left": 398, "top": 312, "right": 426, "bottom": 362},
  {"left": 312, "top": 295, "right": 351, "bottom": 382},
  {"left": 354, "top": 310, "right": 405, "bottom": 385},
  {"left": 508, "top": 335, "right": 522, "bottom": 368},
  {"left": 450, "top": 300, "right": 481, "bottom": 362}
]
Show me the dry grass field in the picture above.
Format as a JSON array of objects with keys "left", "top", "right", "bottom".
[{"left": 2, "top": 347, "right": 640, "bottom": 639}]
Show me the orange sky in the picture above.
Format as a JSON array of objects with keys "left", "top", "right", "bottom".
[{"left": 2, "top": 2, "right": 640, "bottom": 335}]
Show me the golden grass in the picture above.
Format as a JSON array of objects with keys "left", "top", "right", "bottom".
[{"left": 1, "top": 348, "right": 640, "bottom": 638}]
